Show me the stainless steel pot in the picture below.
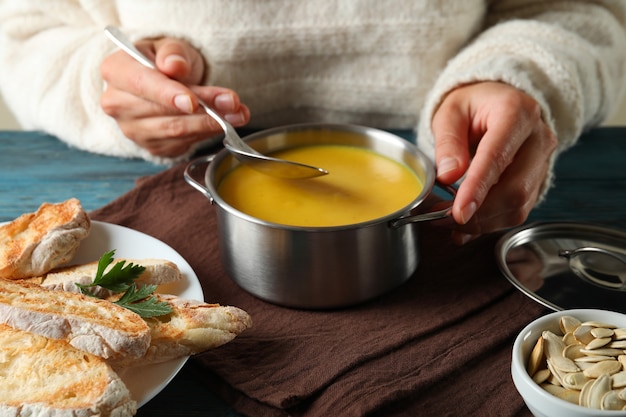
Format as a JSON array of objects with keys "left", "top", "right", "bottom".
[{"left": 184, "top": 123, "right": 450, "bottom": 309}]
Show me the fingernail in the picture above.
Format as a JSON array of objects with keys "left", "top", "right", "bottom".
[
  {"left": 438, "top": 157, "right": 459, "bottom": 177},
  {"left": 460, "top": 201, "right": 477, "bottom": 224},
  {"left": 164, "top": 54, "right": 187, "bottom": 67},
  {"left": 215, "top": 93, "right": 236, "bottom": 112},
  {"left": 224, "top": 112, "right": 246, "bottom": 126},
  {"left": 174, "top": 94, "right": 193, "bottom": 113}
]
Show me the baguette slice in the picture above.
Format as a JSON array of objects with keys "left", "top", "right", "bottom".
[
  {"left": 0, "top": 198, "right": 90, "bottom": 279},
  {"left": 28, "top": 258, "right": 183, "bottom": 297},
  {"left": 0, "top": 278, "right": 150, "bottom": 360},
  {"left": 111, "top": 294, "right": 252, "bottom": 368},
  {"left": 0, "top": 324, "right": 136, "bottom": 417}
]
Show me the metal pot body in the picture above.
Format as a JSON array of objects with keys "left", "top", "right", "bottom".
[
  {"left": 216, "top": 204, "right": 420, "bottom": 308},
  {"left": 190, "top": 123, "right": 438, "bottom": 309}
]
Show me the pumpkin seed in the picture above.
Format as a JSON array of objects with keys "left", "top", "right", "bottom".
[
  {"left": 562, "top": 332, "right": 577, "bottom": 346},
  {"left": 586, "top": 337, "right": 612, "bottom": 350},
  {"left": 580, "top": 348, "right": 625, "bottom": 357},
  {"left": 546, "top": 359, "right": 564, "bottom": 386},
  {"left": 580, "top": 379, "right": 595, "bottom": 407},
  {"left": 541, "top": 383, "right": 568, "bottom": 396},
  {"left": 613, "top": 371, "right": 626, "bottom": 388},
  {"left": 561, "top": 316, "right": 582, "bottom": 334},
  {"left": 613, "top": 329, "right": 626, "bottom": 340},
  {"left": 527, "top": 336, "right": 544, "bottom": 377},
  {"left": 581, "top": 321, "right": 617, "bottom": 329},
  {"left": 563, "top": 344, "right": 584, "bottom": 360},
  {"left": 526, "top": 315, "right": 626, "bottom": 410},
  {"left": 574, "top": 325, "right": 595, "bottom": 345},
  {"left": 562, "top": 372, "right": 590, "bottom": 390},
  {"left": 557, "top": 389, "right": 581, "bottom": 405},
  {"left": 551, "top": 355, "right": 580, "bottom": 373},
  {"left": 602, "top": 390, "right": 626, "bottom": 410},
  {"left": 575, "top": 355, "right": 616, "bottom": 363},
  {"left": 583, "top": 360, "right": 622, "bottom": 378},
  {"left": 592, "top": 328, "right": 615, "bottom": 338},
  {"left": 532, "top": 368, "right": 551, "bottom": 384},
  {"left": 588, "top": 374, "right": 611, "bottom": 409},
  {"left": 543, "top": 330, "right": 565, "bottom": 359},
  {"left": 608, "top": 341, "right": 626, "bottom": 349}
]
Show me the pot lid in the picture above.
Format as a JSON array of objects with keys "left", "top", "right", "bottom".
[{"left": 496, "top": 222, "right": 626, "bottom": 313}]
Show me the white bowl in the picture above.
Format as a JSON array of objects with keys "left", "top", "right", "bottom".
[{"left": 512, "top": 309, "right": 626, "bottom": 417}]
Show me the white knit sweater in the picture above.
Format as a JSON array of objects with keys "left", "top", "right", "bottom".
[{"left": 0, "top": 1, "right": 625, "bottom": 182}]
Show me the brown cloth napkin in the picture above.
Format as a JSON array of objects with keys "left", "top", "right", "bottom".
[{"left": 91, "top": 161, "right": 546, "bottom": 417}]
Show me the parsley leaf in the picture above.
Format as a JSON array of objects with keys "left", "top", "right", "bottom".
[
  {"left": 114, "top": 284, "right": 173, "bottom": 318},
  {"left": 76, "top": 249, "right": 146, "bottom": 293},
  {"left": 76, "top": 250, "right": 172, "bottom": 318}
]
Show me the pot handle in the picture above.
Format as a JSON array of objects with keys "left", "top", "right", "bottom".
[
  {"left": 183, "top": 154, "right": 216, "bottom": 203},
  {"left": 389, "top": 182, "right": 457, "bottom": 228}
]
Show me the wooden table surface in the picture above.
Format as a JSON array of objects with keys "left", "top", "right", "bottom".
[{"left": 1, "top": 127, "right": 625, "bottom": 416}]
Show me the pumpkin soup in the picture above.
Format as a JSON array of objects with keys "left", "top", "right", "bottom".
[{"left": 218, "top": 145, "right": 423, "bottom": 227}]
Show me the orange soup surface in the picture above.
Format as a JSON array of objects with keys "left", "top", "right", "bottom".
[{"left": 218, "top": 145, "right": 423, "bottom": 227}]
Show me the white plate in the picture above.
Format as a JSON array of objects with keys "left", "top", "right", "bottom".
[{"left": 71, "top": 221, "right": 204, "bottom": 407}]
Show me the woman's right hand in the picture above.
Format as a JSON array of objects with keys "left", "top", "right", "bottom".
[{"left": 100, "top": 36, "right": 249, "bottom": 157}]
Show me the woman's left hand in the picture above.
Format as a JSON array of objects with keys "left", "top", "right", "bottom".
[{"left": 431, "top": 81, "right": 557, "bottom": 245}]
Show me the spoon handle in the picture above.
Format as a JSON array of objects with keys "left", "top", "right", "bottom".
[{"left": 104, "top": 26, "right": 156, "bottom": 70}]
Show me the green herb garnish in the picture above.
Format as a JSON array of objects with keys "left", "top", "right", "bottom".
[{"left": 77, "top": 250, "right": 173, "bottom": 318}]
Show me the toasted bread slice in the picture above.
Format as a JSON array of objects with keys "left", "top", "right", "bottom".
[
  {"left": 0, "top": 278, "right": 150, "bottom": 360},
  {"left": 110, "top": 294, "right": 252, "bottom": 368},
  {"left": 0, "top": 324, "right": 136, "bottom": 417},
  {"left": 0, "top": 198, "right": 90, "bottom": 279},
  {"left": 28, "top": 258, "right": 183, "bottom": 297}
]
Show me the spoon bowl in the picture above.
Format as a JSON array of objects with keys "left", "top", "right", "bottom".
[{"left": 104, "top": 26, "right": 328, "bottom": 179}]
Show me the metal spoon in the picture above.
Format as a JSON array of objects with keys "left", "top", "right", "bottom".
[{"left": 104, "top": 26, "right": 328, "bottom": 179}]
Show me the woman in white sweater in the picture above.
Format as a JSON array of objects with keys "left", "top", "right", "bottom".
[{"left": 1, "top": 1, "right": 625, "bottom": 243}]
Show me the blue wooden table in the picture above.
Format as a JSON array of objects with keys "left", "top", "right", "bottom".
[
  {"left": 1, "top": 127, "right": 625, "bottom": 416},
  {"left": 0, "top": 131, "right": 164, "bottom": 221}
]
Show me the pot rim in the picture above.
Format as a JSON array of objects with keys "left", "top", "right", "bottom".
[{"left": 204, "top": 123, "right": 437, "bottom": 231}]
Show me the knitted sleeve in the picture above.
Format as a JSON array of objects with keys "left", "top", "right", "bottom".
[
  {"left": 0, "top": 1, "right": 185, "bottom": 163},
  {"left": 416, "top": 0, "right": 626, "bottom": 198}
]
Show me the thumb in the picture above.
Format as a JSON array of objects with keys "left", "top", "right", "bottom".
[
  {"left": 431, "top": 100, "right": 471, "bottom": 185},
  {"left": 154, "top": 38, "right": 205, "bottom": 85}
]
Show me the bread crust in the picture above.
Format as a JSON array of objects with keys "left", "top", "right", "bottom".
[
  {"left": 0, "top": 278, "right": 150, "bottom": 360},
  {"left": 0, "top": 199, "right": 90, "bottom": 279},
  {"left": 28, "top": 258, "right": 183, "bottom": 298},
  {"left": 110, "top": 294, "right": 252, "bottom": 368},
  {"left": 0, "top": 324, "right": 137, "bottom": 416}
]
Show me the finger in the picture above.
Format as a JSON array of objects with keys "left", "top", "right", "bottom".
[
  {"left": 451, "top": 108, "right": 528, "bottom": 225},
  {"left": 152, "top": 38, "right": 205, "bottom": 84},
  {"left": 452, "top": 125, "right": 555, "bottom": 237},
  {"left": 117, "top": 112, "right": 226, "bottom": 144},
  {"left": 431, "top": 100, "right": 471, "bottom": 184},
  {"left": 191, "top": 86, "right": 251, "bottom": 125},
  {"left": 449, "top": 171, "right": 535, "bottom": 245},
  {"left": 101, "top": 87, "right": 182, "bottom": 120},
  {"left": 101, "top": 49, "right": 199, "bottom": 114},
  {"left": 102, "top": 85, "right": 248, "bottom": 123},
  {"left": 116, "top": 99, "right": 249, "bottom": 145},
  {"left": 191, "top": 86, "right": 242, "bottom": 113}
]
